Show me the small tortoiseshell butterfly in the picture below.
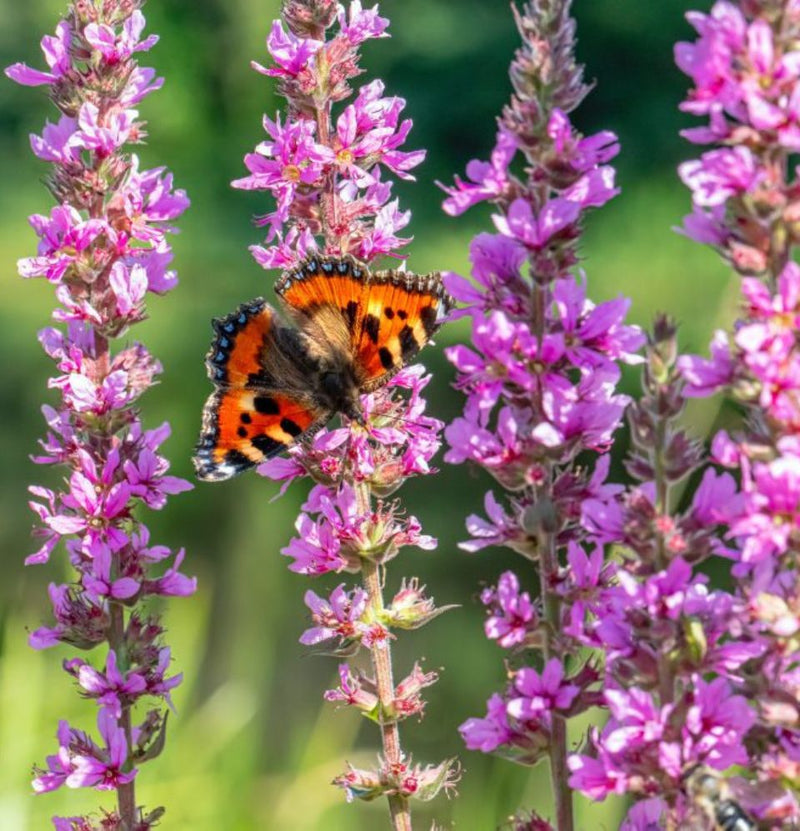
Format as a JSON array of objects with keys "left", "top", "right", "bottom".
[{"left": 193, "top": 255, "right": 453, "bottom": 481}]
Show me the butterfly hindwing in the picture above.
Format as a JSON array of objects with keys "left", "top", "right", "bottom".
[
  {"left": 276, "top": 255, "right": 452, "bottom": 390},
  {"left": 195, "top": 387, "right": 330, "bottom": 481}
]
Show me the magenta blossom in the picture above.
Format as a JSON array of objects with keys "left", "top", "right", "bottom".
[
  {"left": 10, "top": 5, "right": 193, "bottom": 827},
  {"left": 441, "top": 128, "right": 517, "bottom": 216},
  {"left": 67, "top": 709, "right": 137, "bottom": 791},
  {"left": 507, "top": 660, "right": 580, "bottom": 723},
  {"left": 6, "top": 20, "right": 71, "bottom": 87},
  {"left": 337, "top": 1, "right": 390, "bottom": 45},
  {"left": 253, "top": 20, "right": 321, "bottom": 78},
  {"left": 300, "top": 584, "right": 369, "bottom": 645},
  {"left": 460, "top": 693, "right": 517, "bottom": 753},
  {"left": 481, "top": 571, "right": 538, "bottom": 648},
  {"left": 234, "top": 5, "right": 458, "bottom": 822}
]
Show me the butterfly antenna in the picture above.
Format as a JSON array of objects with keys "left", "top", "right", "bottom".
[{"left": 378, "top": 412, "right": 434, "bottom": 432}]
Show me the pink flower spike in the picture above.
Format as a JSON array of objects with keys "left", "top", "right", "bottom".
[
  {"left": 233, "top": 3, "right": 450, "bottom": 820},
  {"left": 14, "top": 3, "right": 191, "bottom": 820}
]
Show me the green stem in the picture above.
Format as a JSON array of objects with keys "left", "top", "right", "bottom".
[
  {"left": 357, "top": 484, "right": 412, "bottom": 831},
  {"left": 108, "top": 599, "right": 136, "bottom": 829},
  {"left": 537, "top": 519, "right": 575, "bottom": 831},
  {"left": 531, "top": 278, "right": 574, "bottom": 831}
]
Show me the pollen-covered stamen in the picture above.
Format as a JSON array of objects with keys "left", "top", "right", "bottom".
[
  {"left": 282, "top": 163, "right": 302, "bottom": 182},
  {"left": 336, "top": 148, "right": 354, "bottom": 166}
]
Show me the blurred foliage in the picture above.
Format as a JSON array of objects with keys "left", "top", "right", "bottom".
[{"left": 0, "top": 0, "right": 735, "bottom": 829}]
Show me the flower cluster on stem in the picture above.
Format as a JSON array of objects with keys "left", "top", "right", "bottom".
[
  {"left": 234, "top": 2, "right": 457, "bottom": 828},
  {"left": 568, "top": 1, "right": 800, "bottom": 827},
  {"left": 440, "top": 1, "right": 643, "bottom": 829},
  {"left": 7, "top": 3, "right": 193, "bottom": 829},
  {"left": 567, "top": 316, "right": 762, "bottom": 829}
]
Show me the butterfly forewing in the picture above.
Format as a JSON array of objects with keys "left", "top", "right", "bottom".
[
  {"left": 355, "top": 269, "right": 448, "bottom": 387},
  {"left": 204, "top": 298, "right": 274, "bottom": 388},
  {"left": 276, "top": 255, "right": 452, "bottom": 389}
]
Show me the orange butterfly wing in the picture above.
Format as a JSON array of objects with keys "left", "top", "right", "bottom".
[
  {"left": 276, "top": 255, "right": 452, "bottom": 389},
  {"left": 194, "top": 299, "right": 328, "bottom": 481}
]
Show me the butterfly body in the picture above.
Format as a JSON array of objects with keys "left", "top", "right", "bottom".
[{"left": 194, "top": 255, "right": 452, "bottom": 481}]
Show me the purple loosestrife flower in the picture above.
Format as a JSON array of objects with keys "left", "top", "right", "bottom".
[
  {"left": 230, "top": 3, "right": 456, "bottom": 828},
  {"left": 8, "top": 4, "right": 192, "bottom": 829},
  {"left": 441, "top": 3, "right": 642, "bottom": 829},
  {"left": 481, "top": 571, "right": 540, "bottom": 649},
  {"left": 672, "top": 1, "right": 800, "bottom": 824},
  {"left": 567, "top": 317, "right": 771, "bottom": 827},
  {"left": 571, "top": 3, "right": 800, "bottom": 826}
]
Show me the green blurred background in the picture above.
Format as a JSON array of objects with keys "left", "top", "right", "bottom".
[{"left": 0, "top": 1, "right": 735, "bottom": 828}]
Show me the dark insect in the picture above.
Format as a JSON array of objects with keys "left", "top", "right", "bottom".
[{"left": 685, "top": 768, "right": 756, "bottom": 831}]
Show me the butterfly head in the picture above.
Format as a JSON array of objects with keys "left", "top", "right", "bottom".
[{"left": 319, "top": 366, "right": 365, "bottom": 424}]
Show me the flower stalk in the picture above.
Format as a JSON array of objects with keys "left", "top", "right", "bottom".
[
  {"left": 567, "top": 2, "right": 800, "bottom": 827},
  {"left": 232, "top": 2, "right": 458, "bottom": 826},
  {"left": 441, "top": 1, "right": 641, "bottom": 829},
  {"left": 7, "top": 2, "right": 194, "bottom": 829},
  {"left": 362, "top": 557, "right": 412, "bottom": 831}
]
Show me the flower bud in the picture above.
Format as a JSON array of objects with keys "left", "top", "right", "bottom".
[
  {"left": 332, "top": 762, "right": 385, "bottom": 802},
  {"left": 384, "top": 577, "right": 456, "bottom": 630},
  {"left": 283, "top": 0, "right": 338, "bottom": 37}
]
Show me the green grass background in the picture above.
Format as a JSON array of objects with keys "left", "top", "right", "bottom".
[{"left": 0, "top": 1, "right": 735, "bottom": 828}]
